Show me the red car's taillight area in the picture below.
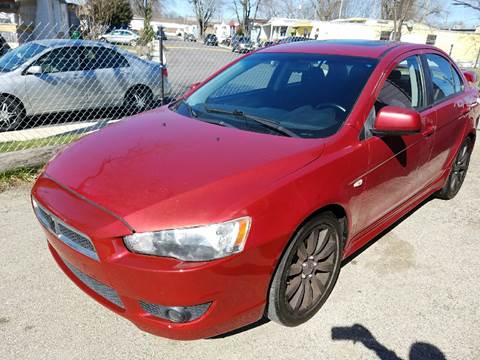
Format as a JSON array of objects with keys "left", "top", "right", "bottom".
[{"left": 162, "top": 66, "right": 168, "bottom": 78}]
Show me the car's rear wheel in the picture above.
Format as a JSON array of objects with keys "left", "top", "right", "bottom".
[
  {"left": 267, "top": 212, "right": 343, "bottom": 326},
  {"left": 125, "top": 86, "right": 154, "bottom": 114},
  {"left": 0, "top": 95, "right": 25, "bottom": 131},
  {"left": 436, "top": 137, "right": 473, "bottom": 200}
]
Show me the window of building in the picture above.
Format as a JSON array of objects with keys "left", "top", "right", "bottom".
[{"left": 426, "top": 34, "right": 437, "bottom": 45}]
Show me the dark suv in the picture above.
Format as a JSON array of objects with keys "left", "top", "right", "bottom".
[
  {"left": 204, "top": 34, "right": 218, "bottom": 46},
  {"left": 0, "top": 35, "right": 11, "bottom": 57}
]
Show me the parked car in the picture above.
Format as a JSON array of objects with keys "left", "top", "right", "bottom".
[
  {"left": 183, "top": 33, "right": 196, "bottom": 42},
  {"left": 99, "top": 29, "right": 139, "bottom": 46},
  {"left": 204, "top": 34, "right": 218, "bottom": 46},
  {"left": 0, "top": 39, "right": 170, "bottom": 131},
  {"left": 232, "top": 37, "right": 254, "bottom": 53},
  {"left": 32, "top": 40, "right": 478, "bottom": 340},
  {"left": 0, "top": 34, "right": 11, "bottom": 57}
]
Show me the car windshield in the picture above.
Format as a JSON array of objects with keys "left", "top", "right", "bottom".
[
  {"left": 176, "top": 52, "right": 377, "bottom": 138},
  {"left": 0, "top": 42, "right": 47, "bottom": 72}
]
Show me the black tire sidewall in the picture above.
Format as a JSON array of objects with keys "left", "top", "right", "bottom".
[
  {"left": 267, "top": 212, "right": 343, "bottom": 327},
  {"left": 437, "top": 137, "right": 473, "bottom": 200}
]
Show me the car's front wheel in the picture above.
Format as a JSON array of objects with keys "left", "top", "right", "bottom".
[
  {"left": 437, "top": 137, "right": 473, "bottom": 200},
  {"left": 0, "top": 95, "right": 25, "bottom": 131},
  {"left": 267, "top": 212, "right": 343, "bottom": 326}
]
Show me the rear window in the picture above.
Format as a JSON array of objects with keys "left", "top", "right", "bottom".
[{"left": 181, "top": 53, "right": 377, "bottom": 138}]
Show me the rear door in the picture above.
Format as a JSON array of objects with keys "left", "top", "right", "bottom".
[
  {"left": 421, "top": 53, "right": 469, "bottom": 181},
  {"left": 81, "top": 46, "right": 132, "bottom": 109}
]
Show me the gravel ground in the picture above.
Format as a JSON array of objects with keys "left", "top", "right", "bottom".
[{"left": 0, "top": 145, "right": 479, "bottom": 360}]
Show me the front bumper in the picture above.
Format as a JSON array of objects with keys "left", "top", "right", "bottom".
[{"left": 32, "top": 176, "right": 272, "bottom": 340}]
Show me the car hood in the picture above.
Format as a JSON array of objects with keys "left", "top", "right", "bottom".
[{"left": 45, "top": 107, "right": 324, "bottom": 232}]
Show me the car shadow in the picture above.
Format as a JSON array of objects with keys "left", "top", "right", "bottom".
[
  {"left": 342, "top": 196, "right": 434, "bottom": 267},
  {"left": 331, "top": 323, "right": 446, "bottom": 360}
]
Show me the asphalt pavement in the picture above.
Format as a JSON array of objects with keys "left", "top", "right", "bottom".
[{"left": 1, "top": 143, "right": 479, "bottom": 359}]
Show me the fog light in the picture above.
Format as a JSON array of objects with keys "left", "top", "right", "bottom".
[
  {"left": 166, "top": 308, "right": 188, "bottom": 323},
  {"left": 139, "top": 300, "right": 211, "bottom": 323}
]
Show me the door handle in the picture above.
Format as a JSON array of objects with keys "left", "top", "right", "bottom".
[{"left": 422, "top": 125, "right": 435, "bottom": 138}]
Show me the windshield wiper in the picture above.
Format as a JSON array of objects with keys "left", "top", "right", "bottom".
[
  {"left": 204, "top": 106, "right": 299, "bottom": 138},
  {"left": 173, "top": 100, "right": 238, "bottom": 129}
]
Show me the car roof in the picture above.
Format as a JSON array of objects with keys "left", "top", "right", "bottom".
[
  {"left": 259, "top": 39, "right": 433, "bottom": 58},
  {"left": 30, "top": 39, "right": 116, "bottom": 49}
]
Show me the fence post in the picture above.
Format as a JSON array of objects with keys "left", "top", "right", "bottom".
[
  {"left": 159, "top": 25, "right": 165, "bottom": 104},
  {"left": 476, "top": 47, "right": 480, "bottom": 69},
  {"left": 449, "top": 44, "right": 453, "bottom": 56}
]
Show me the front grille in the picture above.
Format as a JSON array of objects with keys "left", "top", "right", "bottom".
[
  {"left": 63, "top": 258, "right": 124, "bottom": 309},
  {"left": 32, "top": 197, "right": 99, "bottom": 261}
]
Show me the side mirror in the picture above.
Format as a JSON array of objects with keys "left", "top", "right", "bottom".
[
  {"left": 26, "top": 65, "right": 43, "bottom": 75},
  {"left": 372, "top": 106, "right": 422, "bottom": 136},
  {"left": 463, "top": 70, "right": 478, "bottom": 84},
  {"left": 189, "top": 82, "right": 201, "bottom": 91}
]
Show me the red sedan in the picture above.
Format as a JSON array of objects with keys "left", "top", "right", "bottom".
[{"left": 32, "top": 40, "right": 478, "bottom": 340}]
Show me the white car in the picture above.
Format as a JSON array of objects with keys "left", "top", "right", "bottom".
[
  {"left": 0, "top": 39, "right": 171, "bottom": 131},
  {"left": 100, "top": 29, "right": 139, "bottom": 46}
]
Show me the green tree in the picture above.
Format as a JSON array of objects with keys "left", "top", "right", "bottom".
[{"left": 111, "top": 0, "right": 134, "bottom": 28}]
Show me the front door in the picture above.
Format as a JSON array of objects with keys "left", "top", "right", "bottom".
[
  {"left": 25, "top": 46, "right": 87, "bottom": 114},
  {"left": 355, "top": 54, "right": 431, "bottom": 232}
]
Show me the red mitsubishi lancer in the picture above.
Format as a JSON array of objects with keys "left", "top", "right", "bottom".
[{"left": 32, "top": 40, "right": 478, "bottom": 340}]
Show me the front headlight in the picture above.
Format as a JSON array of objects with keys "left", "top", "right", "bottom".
[{"left": 123, "top": 217, "right": 251, "bottom": 261}]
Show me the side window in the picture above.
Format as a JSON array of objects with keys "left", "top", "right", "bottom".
[
  {"left": 376, "top": 55, "right": 425, "bottom": 111},
  {"left": 425, "top": 54, "right": 464, "bottom": 103},
  {"left": 82, "top": 47, "right": 129, "bottom": 70},
  {"left": 35, "top": 47, "right": 81, "bottom": 73}
]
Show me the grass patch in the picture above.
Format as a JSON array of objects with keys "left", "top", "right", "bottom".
[
  {"left": 0, "top": 166, "right": 41, "bottom": 192},
  {"left": 0, "top": 133, "right": 82, "bottom": 153}
]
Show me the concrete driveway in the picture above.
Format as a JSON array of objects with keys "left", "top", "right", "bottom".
[{"left": 1, "top": 146, "right": 479, "bottom": 360}]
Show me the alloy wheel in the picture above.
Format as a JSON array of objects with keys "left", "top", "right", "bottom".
[
  {"left": 0, "top": 102, "right": 13, "bottom": 128},
  {"left": 450, "top": 142, "right": 470, "bottom": 193},
  {"left": 285, "top": 225, "right": 338, "bottom": 313}
]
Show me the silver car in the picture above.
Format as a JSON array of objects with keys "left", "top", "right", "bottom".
[
  {"left": 0, "top": 39, "right": 171, "bottom": 130},
  {"left": 100, "top": 29, "right": 139, "bottom": 46}
]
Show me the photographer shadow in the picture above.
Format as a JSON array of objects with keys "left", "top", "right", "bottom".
[{"left": 331, "top": 324, "right": 446, "bottom": 360}]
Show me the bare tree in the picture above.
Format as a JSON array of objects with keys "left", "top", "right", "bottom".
[
  {"left": 311, "top": 0, "right": 345, "bottom": 21},
  {"left": 190, "top": 0, "right": 218, "bottom": 38},
  {"left": 452, "top": 0, "right": 480, "bottom": 11},
  {"left": 380, "top": 0, "right": 443, "bottom": 40},
  {"left": 233, "top": 0, "right": 262, "bottom": 35}
]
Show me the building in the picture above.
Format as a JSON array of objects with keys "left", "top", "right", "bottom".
[
  {"left": 130, "top": 16, "right": 198, "bottom": 38},
  {"left": 311, "top": 18, "right": 480, "bottom": 67},
  {"left": 0, "top": 0, "right": 83, "bottom": 45},
  {"left": 259, "top": 18, "right": 480, "bottom": 67}
]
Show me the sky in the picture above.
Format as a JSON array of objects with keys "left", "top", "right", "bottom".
[{"left": 168, "top": 0, "right": 480, "bottom": 29}]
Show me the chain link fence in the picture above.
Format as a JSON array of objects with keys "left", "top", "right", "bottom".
[{"left": 0, "top": 23, "right": 249, "bottom": 174}]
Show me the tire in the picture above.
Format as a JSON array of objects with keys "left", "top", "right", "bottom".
[
  {"left": 99, "top": 37, "right": 107, "bottom": 42},
  {"left": 129, "top": 39, "right": 137, "bottom": 47},
  {"left": 436, "top": 137, "right": 473, "bottom": 200},
  {"left": 125, "top": 86, "right": 154, "bottom": 114},
  {"left": 0, "top": 95, "right": 25, "bottom": 131},
  {"left": 267, "top": 212, "right": 343, "bottom": 327}
]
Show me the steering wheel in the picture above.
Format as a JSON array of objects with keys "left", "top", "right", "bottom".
[{"left": 315, "top": 103, "right": 347, "bottom": 113}]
